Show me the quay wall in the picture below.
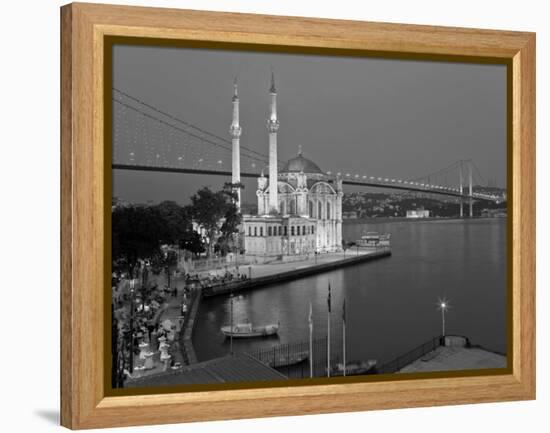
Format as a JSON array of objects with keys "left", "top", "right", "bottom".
[
  {"left": 203, "top": 248, "right": 391, "bottom": 298},
  {"left": 180, "top": 288, "right": 202, "bottom": 364}
]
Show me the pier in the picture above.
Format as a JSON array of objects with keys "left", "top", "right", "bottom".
[{"left": 202, "top": 247, "right": 391, "bottom": 297}]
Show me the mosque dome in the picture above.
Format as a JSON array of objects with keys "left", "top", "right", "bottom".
[{"left": 280, "top": 151, "right": 324, "bottom": 175}]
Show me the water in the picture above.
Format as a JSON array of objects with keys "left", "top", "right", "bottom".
[{"left": 193, "top": 218, "right": 507, "bottom": 367}]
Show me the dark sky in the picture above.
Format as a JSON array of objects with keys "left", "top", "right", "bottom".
[{"left": 112, "top": 44, "right": 506, "bottom": 205}]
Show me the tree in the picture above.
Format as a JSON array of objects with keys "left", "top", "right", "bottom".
[
  {"left": 179, "top": 230, "right": 205, "bottom": 256},
  {"left": 112, "top": 205, "right": 166, "bottom": 276},
  {"left": 188, "top": 187, "right": 228, "bottom": 256},
  {"left": 188, "top": 186, "right": 242, "bottom": 257},
  {"left": 153, "top": 200, "right": 191, "bottom": 244}
]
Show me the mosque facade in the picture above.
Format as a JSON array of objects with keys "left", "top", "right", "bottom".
[{"left": 229, "top": 74, "right": 343, "bottom": 262}]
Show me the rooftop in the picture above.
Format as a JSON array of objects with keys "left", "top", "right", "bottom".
[
  {"left": 280, "top": 152, "right": 324, "bottom": 175},
  {"left": 125, "top": 353, "right": 287, "bottom": 388},
  {"left": 398, "top": 346, "right": 507, "bottom": 373}
]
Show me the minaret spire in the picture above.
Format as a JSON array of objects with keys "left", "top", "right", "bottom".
[
  {"left": 267, "top": 69, "right": 280, "bottom": 213},
  {"left": 232, "top": 76, "right": 238, "bottom": 101},
  {"left": 230, "top": 77, "right": 242, "bottom": 210},
  {"left": 270, "top": 69, "right": 277, "bottom": 94}
]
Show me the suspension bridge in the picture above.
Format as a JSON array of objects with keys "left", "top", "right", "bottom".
[{"left": 112, "top": 88, "right": 504, "bottom": 217}]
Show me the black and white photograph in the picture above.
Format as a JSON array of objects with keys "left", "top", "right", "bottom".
[{"left": 110, "top": 44, "right": 508, "bottom": 390}]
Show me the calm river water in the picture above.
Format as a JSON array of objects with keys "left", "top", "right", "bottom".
[{"left": 193, "top": 218, "right": 507, "bottom": 366}]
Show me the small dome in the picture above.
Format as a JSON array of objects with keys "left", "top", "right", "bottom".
[{"left": 280, "top": 153, "right": 324, "bottom": 175}]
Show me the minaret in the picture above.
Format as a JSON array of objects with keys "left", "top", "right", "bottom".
[
  {"left": 267, "top": 71, "right": 280, "bottom": 213},
  {"left": 229, "top": 78, "right": 242, "bottom": 210}
]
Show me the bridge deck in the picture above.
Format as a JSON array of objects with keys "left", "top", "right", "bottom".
[{"left": 112, "top": 163, "right": 499, "bottom": 202}]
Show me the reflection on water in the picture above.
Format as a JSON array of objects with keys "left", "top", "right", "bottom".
[{"left": 193, "top": 218, "right": 507, "bottom": 366}]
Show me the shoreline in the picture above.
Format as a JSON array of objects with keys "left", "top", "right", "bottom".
[
  {"left": 343, "top": 216, "right": 507, "bottom": 224},
  {"left": 180, "top": 288, "right": 202, "bottom": 364},
  {"left": 202, "top": 248, "right": 391, "bottom": 297}
]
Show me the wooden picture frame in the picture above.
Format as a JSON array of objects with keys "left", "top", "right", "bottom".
[{"left": 61, "top": 2, "right": 535, "bottom": 429}]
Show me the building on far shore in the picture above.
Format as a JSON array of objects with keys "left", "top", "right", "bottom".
[
  {"left": 481, "top": 208, "right": 507, "bottom": 218},
  {"left": 406, "top": 208, "right": 430, "bottom": 218},
  {"left": 342, "top": 211, "right": 359, "bottom": 220},
  {"left": 230, "top": 73, "right": 343, "bottom": 263}
]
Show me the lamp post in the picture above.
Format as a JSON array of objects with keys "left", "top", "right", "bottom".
[
  {"left": 129, "top": 278, "right": 136, "bottom": 373},
  {"left": 235, "top": 246, "right": 239, "bottom": 275},
  {"left": 437, "top": 298, "right": 450, "bottom": 337},
  {"left": 229, "top": 293, "right": 234, "bottom": 354}
]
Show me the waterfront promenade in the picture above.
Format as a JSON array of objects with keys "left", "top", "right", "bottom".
[
  {"left": 125, "top": 247, "right": 391, "bottom": 379},
  {"left": 202, "top": 247, "right": 391, "bottom": 297}
]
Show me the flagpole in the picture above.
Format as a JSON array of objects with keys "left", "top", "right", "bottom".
[
  {"left": 327, "top": 284, "right": 331, "bottom": 378},
  {"left": 343, "top": 299, "right": 346, "bottom": 377},
  {"left": 309, "top": 302, "right": 313, "bottom": 378},
  {"left": 327, "top": 312, "right": 331, "bottom": 377}
]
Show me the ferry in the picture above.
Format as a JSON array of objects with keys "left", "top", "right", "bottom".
[
  {"left": 356, "top": 231, "right": 391, "bottom": 247},
  {"left": 221, "top": 321, "right": 279, "bottom": 338}
]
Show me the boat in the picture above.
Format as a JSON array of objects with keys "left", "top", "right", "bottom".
[
  {"left": 263, "top": 350, "right": 309, "bottom": 368},
  {"left": 329, "top": 359, "right": 377, "bottom": 376},
  {"left": 221, "top": 321, "right": 279, "bottom": 338},
  {"left": 356, "top": 231, "right": 391, "bottom": 247}
]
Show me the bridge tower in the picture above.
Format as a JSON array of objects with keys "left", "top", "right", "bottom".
[
  {"left": 468, "top": 160, "right": 473, "bottom": 217},
  {"left": 229, "top": 78, "right": 242, "bottom": 210},
  {"left": 459, "top": 160, "right": 464, "bottom": 218},
  {"left": 267, "top": 70, "right": 280, "bottom": 213}
]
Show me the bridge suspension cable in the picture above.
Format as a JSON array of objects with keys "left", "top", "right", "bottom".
[
  {"left": 113, "top": 88, "right": 272, "bottom": 163},
  {"left": 407, "top": 160, "right": 461, "bottom": 183},
  {"left": 112, "top": 97, "right": 269, "bottom": 166}
]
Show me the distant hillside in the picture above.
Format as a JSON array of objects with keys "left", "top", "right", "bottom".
[{"left": 342, "top": 187, "right": 506, "bottom": 218}]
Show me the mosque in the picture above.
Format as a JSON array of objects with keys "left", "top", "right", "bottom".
[{"left": 229, "top": 73, "right": 343, "bottom": 262}]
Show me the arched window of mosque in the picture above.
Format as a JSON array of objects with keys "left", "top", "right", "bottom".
[
  {"left": 327, "top": 202, "right": 331, "bottom": 219},
  {"left": 260, "top": 227, "right": 263, "bottom": 237},
  {"left": 284, "top": 226, "right": 288, "bottom": 236},
  {"left": 318, "top": 201, "right": 322, "bottom": 219},
  {"left": 290, "top": 199, "right": 296, "bottom": 215},
  {"left": 303, "top": 225, "right": 306, "bottom": 235},
  {"left": 297, "top": 226, "right": 301, "bottom": 236},
  {"left": 268, "top": 227, "right": 272, "bottom": 236},
  {"left": 291, "top": 226, "right": 295, "bottom": 236},
  {"left": 309, "top": 200, "right": 314, "bottom": 217},
  {"left": 278, "top": 226, "right": 282, "bottom": 236},
  {"left": 248, "top": 227, "right": 251, "bottom": 236},
  {"left": 312, "top": 225, "right": 315, "bottom": 234},
  {"left": 254, "top": 227, "right": 257, "bottom": 236}
]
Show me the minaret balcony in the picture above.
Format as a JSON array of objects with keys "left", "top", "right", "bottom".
[
  {"left": 229, "top": 125, "right": 242, "bottom": 137},
  {"left": 267, "top": 119, "right": 280, "bottom": 133}
]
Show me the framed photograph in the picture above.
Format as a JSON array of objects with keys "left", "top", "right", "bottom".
[{"left": 60, "top": 3, "right": 535, "bottom": 429}]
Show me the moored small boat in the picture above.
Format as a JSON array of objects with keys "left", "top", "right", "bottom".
[
  {"left": 329, "top": 359, "right": 377, "bottom": 376},
  {"left": 264, "top": 350, "right": 309, "bottom": 368},
  {"left": 221, "top": 322, "right": 279, "bottom": 338}
]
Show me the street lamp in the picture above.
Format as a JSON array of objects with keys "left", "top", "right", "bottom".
[
  {"left": 229, "top": 293, "right": 234, "bottom": 355},
  {"left": 129, "top": 278, "right": 136, "bottom": 373},
  {"left": 437, "top": 298, "right": 450, "bottom": 337}
]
